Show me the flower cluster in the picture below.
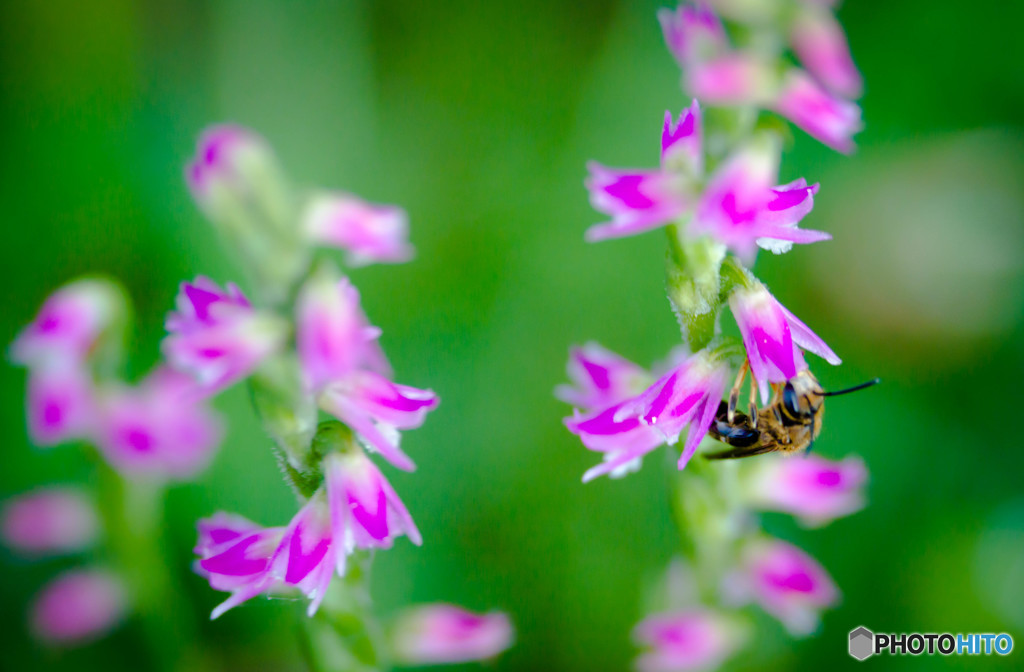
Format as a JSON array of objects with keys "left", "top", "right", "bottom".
[
  {"left": 561, "top": 1, "right": 869, "bottom": 667},
  {"left": 660, "top": 0, "right": 862, "bottom": 152}
]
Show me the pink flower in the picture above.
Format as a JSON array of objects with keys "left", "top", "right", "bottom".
[
  {"left": 584, "top": 164, "right": 691, "bottom": 242},
  {"left": 10, "top": 279, "right": 124, "bottom": 367},
  {"left": 392, "top": 604, "right": 514, "bottom": 665},
  {"left": 633, "top": 610, "right": 745, "bottom": 672},
  {"left": 2, "top": 488, "right": 99, "bottom": 555},
  {"left": 791, "top": 7, "right": 862, "bottom": 99},
  {"left": 746, "top": 454, "right": 867, "bottom": 526},
  {"left": 772, "top": 70, "right": 862, "bottom": 153},
  {"left": 296, "top": 268, "right": 438, "bottom": 472},
  {"left": 29, "top": 568, "right": 128, "bottom": 645},
  {"left": 163, "top": 277, "right": 286, "bottom": 393},
  {"left": 94, "top": 367, "right": 223, "bottom": 479},
  {"left": 565, "top": 349, "right": 728, "bottom": 482},
  {"left": 303, "top": 194, "right": 414, "bottom": 266},
  {"left": 685, "top": 53, "right": 777, "bottom": 106},
  {"left": 25, "top": 363, "right": 95, "bottom": 446},
  {"left": 269, "top": 493, "right": 339, "bottom": 617},
  {"left": 737, "top": 537, "right": 839, "bottom": 635},
  {"left": 194, "top": 512, "right": 287, "bottom": 619},
  {"left": 324, "top": 450, "right": 421, "bottom": 552},
  {"left": 555, "top": 343, "right": 651, "bottom": 411},
  {"left": 185, "top": 125, "right": 273, "bottom": 207},
  {"left": 658, "top": 3, "right": 728, "bottom": 66},
  {"left": 690, "top": 140, "right": 828, "bottom": 261},
  {"left": 729, "top": 282, "right": 840, "bottom": 404}
]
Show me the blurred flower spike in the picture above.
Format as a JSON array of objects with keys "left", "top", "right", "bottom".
[
  {"left": 391, "top": 604, "right": 514, "bottom": 666},
  {"left": 585, "top": 103, "right": 829, "bottom": 262},
  {"left": 659, "top": 1, "right": 863, "bottom": 152},
  {"left": 2, "top": 487, "right": 99, "bottom": 556},
  {"left": 163, "top": 276, "right": 287, "bottom": 394},
  {"left": 29, "top": 569, "right": 128, "bottom": 646},
  {"left": 633, "top": 610, "right": 746, "bottom": 672}
]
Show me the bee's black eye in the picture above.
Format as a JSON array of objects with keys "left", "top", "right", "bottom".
[{"left": 782, "top": 382, "right": 806, "bottom": 423}]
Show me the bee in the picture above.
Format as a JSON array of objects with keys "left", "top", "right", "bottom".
[{"left": 705, "top": 366, "right": 879, "bottom": 460}]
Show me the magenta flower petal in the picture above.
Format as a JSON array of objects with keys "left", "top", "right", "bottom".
[
  {"left": 393, "top": 604, "right": 514, "bottom": 665},
  {"left": 30, "top": 568, "right": 127, "bottom": 646},
  {"left": 26, "top": 363, "right": 95, "bottom": 447},
  {"left": 661, "top": 101, "right": 703, "bottom": 175},
  {"left": 730, "top": 284, "right": 808, "bottom": 403},
  {"left": 1, "top": 488, "right": 99, "bottom": 556},
  {"left": 304, "top": 194, "right": 414, "bottom": 267},
  {"left": 633, "top": 610, "right": 744, "bottom": 672},
  {"left": 185, "top": 125, "right": 271, "bottom": 207},
  {"left": 555, "top": 343, "right": 650, "bottom": 412},
  {"left": 319, "top": 389, "right": 418, "bottom": 472},
  {"left": 686, "top": 53, "right": 777, "bottom": 106},
  {"left": 658, "top": 3, "right": 727, "bottom": 66},
  {"left": 325, "top": 450, "right": 421, "bottom": 552},
  {"left": 194, "top": 518, "right": 283, "bottom": 618},
  {"left": 773, "top": 70, "right": 862, "bottom": 153},
  {"left": 584, "top": 163, "right": 690, "bottom": 242},
  {"left": 194, "top": 512, "right": 264, "bottom": 556}
]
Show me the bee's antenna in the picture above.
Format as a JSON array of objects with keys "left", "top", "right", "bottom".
[{"left": 821, "top": 378, "right": 881, "bottom": 397}]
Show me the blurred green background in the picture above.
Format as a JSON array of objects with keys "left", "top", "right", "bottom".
[{"left": 2, "top": 0, "right": 1024, "bottom": 670}]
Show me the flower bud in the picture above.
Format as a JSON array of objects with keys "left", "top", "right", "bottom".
[
  {"left": 29, "top": 568, "right": 127, "bottom": 645},
  {"left": 2, "top": 488, "right": 99, "bottom": 555},
  {"left": 791, "top": 7, "right": 862, "bottom": 99},
  {"left": 745, "top": 454, "right": 867, "bottom": 526},
  {"left": 392, "top": 604, "right": 514, "bottom": 665},
  {"left": 772, "top": 70, "right": 862, "bottom": 153}
]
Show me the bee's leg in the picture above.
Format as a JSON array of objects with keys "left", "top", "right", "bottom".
[
  {"left": 748, "top": 369, "right": 760, "bottom": 429},
  {"left": 727, "top": 360, "right": 749, "bottom": 423}
]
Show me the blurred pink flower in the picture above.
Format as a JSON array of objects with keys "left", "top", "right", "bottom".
[
  {"left": 565, "top": 349, "right": 728, "bottom": 482},
  {"left": 29, "top": 568, "right": 127, "bottom": 645},
  {"left": 729, "top": 282, "right": 840, "bottom": 404},
  {"left": 2, "top": 488, "right": 99, "bottom": 555},
  {"left": 791, "top": 6, "right": 862, "bottom": 99},
  {"left": 392, "top": 604, "right": 514, "bottom": 665},
  {"left": 304, "top": 194, "right": 414, "bottom": 266},
  {"left": 297, "top": 269, "right": 438, "bottom": 472},
  {"left": 11, "top": 279, "right": 124, "bottom": 367},
  {"left": 555, "top": 343, "right": 651, "bottom": 412},
  {"left": 94, "top": 367, "right": 222, "bottom": 479},
  {"left": 633, "top": 610, "right": 744, "bottom": 672},
  {"left": 746, "top": 454, "right": 867, "bottom": 526},
  {"left": 185, "top": 124, "right": 271, "bottom": 205},
  {"left": 772, "top": 70, "right": 862, "bottom": 153},
  {"left": 737, "top": 537, "right": 839, "bottom": 635},
  {"left": 163, "top": 277, "right": 286, "bottom": 393},
  {"left": 25, "top": 363, "right": 95, "bottom": 446}
]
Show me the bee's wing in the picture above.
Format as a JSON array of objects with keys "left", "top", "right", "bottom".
[{"left": 703, "top": 441, "right": 779, "bottom": 460}]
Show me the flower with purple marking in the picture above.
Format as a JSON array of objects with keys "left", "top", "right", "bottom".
[
  {"left": 324, "top": 449, "right": 421, "bottom": 553},
  {"left": 729, "top": 281, "right": 840, "bottom": 403},
  {"left": 633, "top": 610, "right": 745, "bottom": 672},
  {"left": 746, "top": 454, "right": 867, "bottom": 526},
  {"left": 29, "top": 568, "right": 128, "bottom": 645},
  {"left": 269, "top": 492, "right": 340, "bottom": 617},
  {"left": 94, "top": 367, "right": 222, "bottom": 479},
  {"left": 737, "top": 537, "right": 839, "bottom": 635},
  {"left": 564, "top": 348, "right": 728, "bottom": 482},
  {"left": 304, "top": 194, "right": 414, "bottom": 266},
  {"left": 296, "top": 267, "right": 438, "bottom": 472},
  {"left": 2, "top": 488, "right": 99, "bottom": 556},
  {"left": 690, "top": 139, "right": 828, "bottom": 261},
  {"left": 185, "top": 124, "right": 274, "bottom": 209},
  {"left": 392, "top": 604, "right": 514, "bottom": 665},
  {"left": 555, "top": 343, "right": 651, "bottom": 412},
  {"left": 10, "top": 278, "right": 124, "bottom": 367},
  {"left": 163, "top": 277, "right": 287, "bottom": 393}
]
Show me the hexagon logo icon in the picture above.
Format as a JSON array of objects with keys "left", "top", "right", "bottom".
[{"left": 849, "top": 626, "right": 874, "bottom": 660}]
